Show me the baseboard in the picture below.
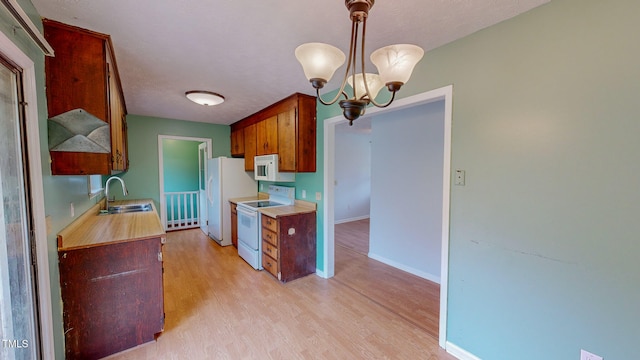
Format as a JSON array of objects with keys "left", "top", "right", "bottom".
[
  {"left": 367, "top": 252, "right": 441, "bottom": 284},
  {"left": 315, "top": 269, "right": 328, "bottom": 279},
  {"left": 446, "top": 341, "right": 482, "bottom": 360},
  {"left": 334, "top": 215, "right": 370, "bottom": 224}
]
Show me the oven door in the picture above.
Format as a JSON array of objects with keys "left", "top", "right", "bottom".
[{"left": 237, "top": 206, "right": 259, "bottom": 250}]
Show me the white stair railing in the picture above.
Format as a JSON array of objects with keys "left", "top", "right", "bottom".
[{"left": 163, "top": 191, "right": 200, "bottom": 231}]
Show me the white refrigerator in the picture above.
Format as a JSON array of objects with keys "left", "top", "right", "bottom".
[{"left": 206, "top": 157, "right": 257, "bottom": 246}]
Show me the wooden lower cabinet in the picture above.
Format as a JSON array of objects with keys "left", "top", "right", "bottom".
[
  {"left": 261, "top": 212, "right": 316, "bottom": 283},
  {"left": 230, "top": 202, "right": 238, "bottom": 248},
  {"left": 58, "top": 237, "right": 164, "bottom": 359}
]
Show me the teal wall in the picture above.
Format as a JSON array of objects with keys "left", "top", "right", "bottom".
[
  {"left": 161, "top": 139, "right": 200, "bottom": 192},
  {"left": 310, "top": 0, "right": 640, "bottom": 358},
  {"left": 116, "top": 115, "right": 229, "bottom": 207}
]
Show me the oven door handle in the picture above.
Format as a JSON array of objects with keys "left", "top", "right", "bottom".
[{"left": 236, "top": 206, "right": 257, "bottom": 218}]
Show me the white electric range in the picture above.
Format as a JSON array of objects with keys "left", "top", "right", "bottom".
[{"left": 236, "top": 185, "right": 295, "bottom": 269}]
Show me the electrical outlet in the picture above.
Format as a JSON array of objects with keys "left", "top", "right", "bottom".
[
  {"left": 70, "top": 203, "right": 74, "bottom": 217},
  {"left": 301, "top": 190, "right": 306, "bottom": 198},
  {"left": 580, "top": 349, "right": 603, "bottom": 360},
  {"left": 260, "top": 183, "right": 263, "bottom": 191},
  {"left": 316, "top": 192, "right": 322, "bottom": 201}
]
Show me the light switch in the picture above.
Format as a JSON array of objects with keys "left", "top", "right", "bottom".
[
  {"left": 455, "top": 169, "right": 465, "bottom": 186},
  {"left": 302, "top": 190, "right": 306, "bottom": 198},
  {"left": 316, "top": 192, "right": 322, "bottom": 201}
]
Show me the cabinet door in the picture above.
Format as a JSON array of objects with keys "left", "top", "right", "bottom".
[
  {"left": 230, "top": 129, "right": 245, "bottom": 157},
  {"left": 230, "top": 203, "right": 238, "bottom": 248},
  {"left": 296, "top": 95, "right": 317, "bottom": 172},
  {"left": 44, "top": 21, "right": 108, "bottom": 122},
  {"left": 107, "top": 63, "right": 127, "bottom": 172},
  {"left": 277, "top": 108, "right": 296, "bottom": 172},
  {"left": 256, "top": 115, "right": 278, "bottom": 155},
  {"left": 278, "top": 213, "right": 317, "bottom": 283},
  {"left": 59, "top": 238, "right": 164, "bottom": 359},
  {"left": 244, "top": 124, "right": 257, "bottom": 171}
]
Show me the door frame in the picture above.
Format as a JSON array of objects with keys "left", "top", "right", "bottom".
[
  {"left": 323, "top": 85, "right": 453, "bottom": 348},
  {"left": 197, "top": 142, "right": 209, "bottom": 234},
  {"left": 0, "top": 29, "right": 55, "bottom": 357},
  {"left": 157, "top": 135, "right": 212, "bottom": 229}
]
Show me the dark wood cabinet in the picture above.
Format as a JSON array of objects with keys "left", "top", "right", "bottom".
[
  {"left": 230, "top": 202, "right": 238, "bottom": 248},
  {"left": 230, "top": 93, "right": 317, "bottom": 173},
  {"left": 256, "top": 115, "right": 278, "bottom": 155},
  {"left": 261, "top": 212, "right": 316, "bottom": 283},
  {"left": 58, "top": 237, "right": 164, "bottom": 359},
  {"left": 231, "top": 128, "right": 245, "bottom": 157},
  {"left": 243, "top": 123, "right": 257, "bottom": 171},
  {"left": 44, "top": 19, "right": 128, "bottom": 175}
]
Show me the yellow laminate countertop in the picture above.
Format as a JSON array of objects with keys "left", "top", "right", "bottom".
[
  {"left": 259, "top": 202, "right": 316, "bottom": 218},
  {"left": 230, "top": 195, "right": 317, "bottom": 218},
  {"left": 57, "top": 199, "right": 166, "bottom": 251}
]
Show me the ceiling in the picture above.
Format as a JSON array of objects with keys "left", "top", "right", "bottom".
[{"left": 31, "top": 0, "right": 549, "bottom": 126}]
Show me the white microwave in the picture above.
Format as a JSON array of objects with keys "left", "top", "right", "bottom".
[{"left": 254, "top": 154, "right": 295, "bottom": 182}]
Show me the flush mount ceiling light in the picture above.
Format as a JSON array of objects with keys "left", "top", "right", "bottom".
[
  {"left": 295, "top": 0, "right": 424, "bottom": 125},
  {"left": 185, "top": 91, "right": 225, "bottom": 106}
]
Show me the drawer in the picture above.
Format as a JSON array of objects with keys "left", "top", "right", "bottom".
[
  {"left": 262, "top": 228, "right": 278, "bottom": 246},
  {"left": 262, "top": 240, "right": 278, "bottom": 259},
  {"left": 262, "top": 253, "right": 278, "bottom": 278},
  {"left": 262, "top": 215, "right": 278, "bottom": 233}
]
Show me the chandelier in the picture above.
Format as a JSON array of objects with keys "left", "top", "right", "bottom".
[{"left": 295, "top": 0, "right": 424, "bottom": 125}]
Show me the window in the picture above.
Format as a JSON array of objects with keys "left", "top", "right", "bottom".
[{"left": 88, "top": 175, "right": 104, "bottom": 199}]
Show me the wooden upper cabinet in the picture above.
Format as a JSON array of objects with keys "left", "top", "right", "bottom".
[
  {"left": 230, "top": 93, "right": 316, "bottom": 173},
  {"left": 277, "top": 108, "right": 296, "bottom": 172},
  {"left": 256, "top": 115, "right": 278, "bottom": 155},
  {"left": 243, "top": 124, "right": 257, "bottom": 171},
  {"left": 230, "top": 128, "right": 244, "bottom": 157},
  {"left": 44, "top": 19, "right": 128, "bottom": 175}
]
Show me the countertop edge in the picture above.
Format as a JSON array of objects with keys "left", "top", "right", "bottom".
[{"left": 57, "top": 198, "right": 166, "bottom": 251}]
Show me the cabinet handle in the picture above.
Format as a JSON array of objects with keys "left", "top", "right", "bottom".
[
  {"left": 266, "top": 248, "right": 271, "bottom": 253},
  {"left": 158, "top": 252, "right": 163, "bottom": 261}
]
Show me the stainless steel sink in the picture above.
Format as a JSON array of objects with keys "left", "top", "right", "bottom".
[{"left": 103, "top": 203, "right": 153, "bottom": 214}]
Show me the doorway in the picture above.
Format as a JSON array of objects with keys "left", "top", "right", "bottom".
[
  {"left": 157, "top": 135, "right": 212, "bottom": 231},
  {"left": 323, "top": 85, "right": 453, "bottom": 348}
]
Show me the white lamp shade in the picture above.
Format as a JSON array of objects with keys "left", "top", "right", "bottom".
[
  {"left": 185, "top": 91, "right": 225, "bottom": 106},
  {"left": 347, "top": 73, "right": 384, "bottom": 100},
  {"left": 370, "top": 44, "right": 424, "bottom": 85},
  {"left": 295, "top": 42, "right": 346, "bottom": 82}
]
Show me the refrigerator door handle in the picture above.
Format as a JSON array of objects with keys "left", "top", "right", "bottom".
[{"left": 207, "top": 176, "right": 214, "bottom": 204}]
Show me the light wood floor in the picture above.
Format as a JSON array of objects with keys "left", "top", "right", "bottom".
[
  {"left": 105, "top": 228, "right": 454, "bottom": 360},
  {"left": 334, "top": 219, "right": 440, "bottom": 339}
]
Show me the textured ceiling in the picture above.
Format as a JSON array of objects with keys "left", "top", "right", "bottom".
[{"left": 31, "top": 0, "right": 549, "bottom": 125}]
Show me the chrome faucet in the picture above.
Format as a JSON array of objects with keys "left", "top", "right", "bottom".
[{"left": 104, "top": 176, "right": 128, "bottom": 210}]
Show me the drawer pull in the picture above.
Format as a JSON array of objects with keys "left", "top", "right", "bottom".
[{"left": 266, "top": 248, "right": 271, "bottom": 253}]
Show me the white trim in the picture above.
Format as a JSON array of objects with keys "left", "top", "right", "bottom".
[
  {"left": 334, "top": 215, "right": 370, "bottom": 224},
  {"left": 440, "top": 85, "right": 453, "bottom": 348},
  {"left": 446, "top": 341, "right": 482, "bottom": 360},
  {"left": 0, "top": 29, "right": 55, "bottom": 358},
  {"left": 368, "top": 252, "right": 441, "bottom": 284},
  {"left": 157, "top": 135, "right": 212, "bottom": 230},
  {"left": 0, "top": 0, "right": 54, "bottom": 55},
  {"left": 323, "top": 85, "right": 454, "bottom": 349}
]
